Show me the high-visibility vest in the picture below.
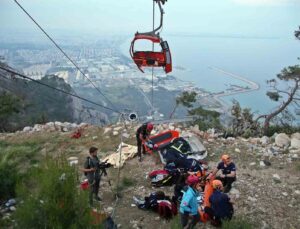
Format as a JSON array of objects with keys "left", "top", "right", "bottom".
[{"left": 171, "top": 144, "right": 183, "bottom": 154}]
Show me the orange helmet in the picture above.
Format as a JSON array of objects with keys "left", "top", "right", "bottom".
[
  {"left": 221, "top": 154, "right": 230, "bottom": 162},
  {"left": 212, "top": 180, "right": 223, "bottom": 190},
  {"left": 146, "top": 123, "right": 154, "bottom": 131}
]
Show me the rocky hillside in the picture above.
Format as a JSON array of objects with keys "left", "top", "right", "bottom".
[{"left": 0, "top": 122, "right": 300, "bottom": 228}]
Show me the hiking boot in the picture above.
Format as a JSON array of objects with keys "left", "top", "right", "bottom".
[
  {"left": 139, "top": 157, "right": 142, "bottom": 162},
  {"left": 94, "top": 196, "right": 102, "bottom": 202}
]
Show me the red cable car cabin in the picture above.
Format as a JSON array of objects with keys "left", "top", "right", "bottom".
[{"left": 130, "top": 34, "right": 172, "bottom": 74}]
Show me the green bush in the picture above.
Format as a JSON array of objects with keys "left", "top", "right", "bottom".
[
  {"left": 0, "top": 163, "right": 18, "bottom": 200},
  {"left": 265, "top": 125, "right": 300, "bottom": 137},
  {"left": 14, "top": 157, "right": 96, "bottom": 229},
  {"left": 0, "top": 140, "right": 40, "bottom": 200}
]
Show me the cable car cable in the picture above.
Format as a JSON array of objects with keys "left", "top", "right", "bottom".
[
  {"left": 14, "top": 0, "right": 119, "bottom": 113},
  {"left": 0, "top": 66, "right": 122, "bottom": 114}
]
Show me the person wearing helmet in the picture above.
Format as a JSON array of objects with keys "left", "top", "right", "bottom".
[
  {"left": 205, "top": 180, "right": 234, "bottom": 226},
  {"left": 136, "top": 122, "right": 154, "bottom": 162},
  {"left": 209, "top": 154, "right": 236, "bottom": 193},
  {"left": 180, "top": 175, "right": 203, "bottom": 229}
]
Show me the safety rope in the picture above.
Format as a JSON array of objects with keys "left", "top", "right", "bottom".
[{"left": 14, "top": 0, "right": 119, "bottom": 113}]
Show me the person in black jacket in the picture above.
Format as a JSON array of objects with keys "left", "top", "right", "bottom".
[
  {"left": 82, "top": 147, "right": 102, "bottom": 206},
  {"left": 136, "top": 122, "right": 153, "bottom": 162}
]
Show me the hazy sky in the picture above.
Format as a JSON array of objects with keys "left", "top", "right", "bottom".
[{"left": 0, "top": 0, "right": 299, "bottom": 38}]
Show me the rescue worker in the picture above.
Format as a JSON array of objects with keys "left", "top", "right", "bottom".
[
  {"left": 210, "top": 154, "right": 236, "bottom": 193},
  {"left": 82, "top": 146, "right": 102, "bottom": 206},
  {"left": 180, "top": 175, "right": 202, "bottom": 229},
  {"left": 136, "top": 122, "right": 153, "bottom": 162},
  {"left": 205, "top": 180, "right": 234, "bottom": 226}
]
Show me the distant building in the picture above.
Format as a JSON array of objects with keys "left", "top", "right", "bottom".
[{"left": 99, "top": 65, "right": 113, "bottom": 72}]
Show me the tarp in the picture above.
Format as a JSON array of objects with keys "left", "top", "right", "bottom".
[{"left": 103, "top": 143, "right": 137, "bottom": 168}]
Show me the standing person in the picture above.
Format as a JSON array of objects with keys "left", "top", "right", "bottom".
[
  {"left": 205, "top": 180, "right": 234, "bottom": 227},
  {"left": 82, "top": 146, "right": 102, "bottom": 206},
  {"left": 136, "top": 122, "right": 153, "bottom": 162},
  {"left": 180, "top": 175, "right": 202, "bottom": 229},
  {"left": 210, "top": 154, "right": 236, "bottom": 193}
]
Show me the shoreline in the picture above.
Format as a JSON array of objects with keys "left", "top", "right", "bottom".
[{"left": 208, "top": 66, "right": 260, "bottom": 112}]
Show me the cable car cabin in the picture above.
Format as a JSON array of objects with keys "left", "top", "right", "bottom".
[{"left": 130, "top": 34, "right": 172, "bottom": 74}]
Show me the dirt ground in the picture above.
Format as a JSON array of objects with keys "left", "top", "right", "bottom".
[
  {"left": 98, "top": 137, "right": 300, "bottom": 229},
  {"left": 1, "top": 126, "right": 299, "bottom": 229}
]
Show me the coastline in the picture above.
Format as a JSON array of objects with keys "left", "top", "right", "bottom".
[{"left": 208, "top": 66, "right": 260, "bottom": 112}]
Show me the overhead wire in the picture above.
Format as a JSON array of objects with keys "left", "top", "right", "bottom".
[
  {"left": 0, "top": 66, "right": 122, "bottom": 114},
  {"left": 151, "top": 0, "right": 155, "bottom": 118},
  {"left": 13, "top": 0, "right": 119, "bottom": 113}
]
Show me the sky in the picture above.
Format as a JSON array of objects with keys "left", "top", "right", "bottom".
[{"left": 0, "top": 0, "right": 299, "bottom": 39}]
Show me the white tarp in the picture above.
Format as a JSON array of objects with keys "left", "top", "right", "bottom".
[{"left": 103, "top": 143, "right": 137, "bottom": 168}]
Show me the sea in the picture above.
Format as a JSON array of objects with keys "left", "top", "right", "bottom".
[{"left": 121, "top": 35, "right": 300, "bottom": 116}]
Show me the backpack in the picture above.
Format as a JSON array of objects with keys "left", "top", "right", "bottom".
[
  {"left": 149, "top": 170, "right": 174, "bottom": 187},
  {"left": 157, "top": 200, "right": 177, "bottom": 220}
]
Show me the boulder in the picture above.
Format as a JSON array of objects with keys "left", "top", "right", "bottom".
[
  {"left": 272, "top": 174, "right": 281, "bottom": 182},
  {"left": 32, "top": 124, "right": 43, "bottom": 132},
  {"left": 275, "top": 133, "right": 290, "bottom": 148},
  {"left": 291, "top": 138, "right": 300, "bottom": 149},
  {"left": 291, "top": 132, "right": 300, "bottom": 140},
  {"left": 260, "top": 136, "right": 270, "bottom": 145},
  {"left": 249, "top": 137, "right": 260, "bottom": 145},
  {"left": 44, "top": 122, "right": 56, "bottom": 131},
  {"left": 175, "top": 127, "right": 181, "bottom": 133},
  {"left": 113, "top": 131, "right": 119, "bottom": 136},
  {"left": 103, "top": 127, "right": 112, "bottom": 135},
  {"left": 168, "top": 124, "right": 175, "bottom": 130},
  {"left": 191, "top": 124, "right": 200, "bottom": 133},
  {"left": 114, "top": 126, "right": 123, "bottom": 131},
  {"left": 235, "top": 148, "right": 241, "bottom": 153},
  {"left": 23, "top": 126, "right": 32, "bottom": 132}
]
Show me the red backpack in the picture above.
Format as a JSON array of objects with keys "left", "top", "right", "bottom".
[{"left": 157, "top": 200, "right": 177, "bottom": 220}]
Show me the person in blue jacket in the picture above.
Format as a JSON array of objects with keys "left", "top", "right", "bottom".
[{"left": 180, "top": 175, "right": 202, "bottom": 229}]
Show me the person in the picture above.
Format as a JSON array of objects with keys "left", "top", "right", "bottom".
[
  {"left": 82, "top": 146, "right": 102, "bottom": 206},
  {"left": 136, "top": 122, "right": 153, "bottom": 162},
  {"left": 205, "top": 180, "right": 234, "bottom": 227},
  {"left": 180, "top": 175, "right": 202, "bottom": 229},
  {"left": 133, "top": 191, "right": 177, "bottom": 220},
  {"left": 210, "top": 154, "right": 236, "bottom": 193}
]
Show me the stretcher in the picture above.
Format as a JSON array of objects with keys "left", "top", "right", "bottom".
[{"left": 143, "top": 130, "right": 180, "bottom": 154}]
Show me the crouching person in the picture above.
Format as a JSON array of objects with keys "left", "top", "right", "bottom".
[
  {"left": 205, "top": 180, "right": 234, "bottom": 227},
  {"left": 180, "top": 175, "right": 202, "bottom": 229},
  {"left": 210, "top": 154, "right": 236, "bottom": 193}
]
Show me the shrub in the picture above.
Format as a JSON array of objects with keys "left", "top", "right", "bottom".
[
  {"left": 14, "top": 157, "right": 96, "bottom": 229},
  {"left": 0, "top": 163, "right": 18, "bottom": 200}
]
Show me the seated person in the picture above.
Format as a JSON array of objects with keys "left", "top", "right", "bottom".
[
  {"left": 205, "top": 180, "right": 234, "bottom": 227},
  {"left": 210, "top": 154, "right": 236, "bottom": 193}
]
